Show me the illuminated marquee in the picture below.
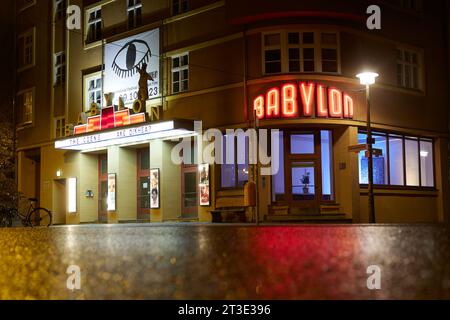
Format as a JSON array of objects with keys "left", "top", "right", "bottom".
[
  {"left": 253, "top": 82, "right": 354, "bottom": 120},
  {"left": 73, "top": 106, "right": 146, "bottom": 135}
]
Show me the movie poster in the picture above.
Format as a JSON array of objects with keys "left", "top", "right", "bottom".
[
  {"left": 198, "top": 164, "right": 210, "bottom": 206},
  {"left": 104, "top": 29, "right": 160, "bottom": 106},
  {"left": 107, "top": 173, "right": 116, "bottom": 212},
  {"left": 150, "top": 168, "right": 160, "bottom": 209}
]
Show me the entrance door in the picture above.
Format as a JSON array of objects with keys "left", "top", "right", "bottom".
[
  {"left": 181, "top": 165, "right": 198, "bottom": 218},
  {"left": 137, "top": 148, "right": 150, "bottom": 220},
  {"left": 285, "top": 131, "right": 322, "bottom": 214},
  {"left": 98, "top": 154, "right": 108, "bottom": 223}
]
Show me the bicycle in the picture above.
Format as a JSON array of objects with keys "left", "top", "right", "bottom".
[{"left": 0, "top": 198, "right": 52, "bottom": 228}]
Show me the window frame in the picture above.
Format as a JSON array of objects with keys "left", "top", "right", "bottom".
[
  {"left": 262, "top": 30, "right": 341, "bottom": 75},
  {"left": 85, "top": 6, "right": 102, "bottom": 44},
  {"left": 54, "top": 52, "right": 66, "bottom": 86},
  {"left": 127, "top": 0, "right": 142, "bottom": 29},
  {"left": 396, "top": 46, "right": 423, "bottom": 91},
  {"left": 172, "top": 0, "right": 189, "bottom": 16},
  {"left": 171, "top": 53, "right": 189, "bottom": 94},
  {"left": 83, "top": 71, "right": 103, "bottom": 111},
  {"left": 54, "top": 116, "right": 66, "bottom": 139},
  {"left": 219, "top": 132, "right": 250, "bottom": 190},
  {"left": 54, "top": 0, "right": 67, "bottom": 21},
  {"left": 17, "top": 88, "right": 35, "bottom": 128},
  {"left": 358, "top": 129, "right": 435, "bottom": 189},
  {"left": 17, "top": 28, "right": 36, "bottom": 72}
]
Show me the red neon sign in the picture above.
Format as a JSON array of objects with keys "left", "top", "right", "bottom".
[
  {"left": 266, "top": 88, "right": 280, "bottom": 118},
  {"left": 281, "top": 83, "right": 298, "bottom": 118},
  {"left": 253, "top": 81, "right": 354, "bottom": 120},
  {"left": 299, "top": 82, "right": 315, "bottom": 117}
]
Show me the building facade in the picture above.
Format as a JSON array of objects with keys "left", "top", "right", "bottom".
[{"left": 15, "top": 0, "right": 450, "bottom": 224}]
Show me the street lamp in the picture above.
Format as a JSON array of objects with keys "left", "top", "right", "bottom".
[{"left": 357, "top": 72, "right": 379, "bottom": 223}]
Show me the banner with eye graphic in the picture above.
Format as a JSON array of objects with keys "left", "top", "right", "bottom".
[{"left": 104, "top": 28, "right": 160, "bottom": 107}]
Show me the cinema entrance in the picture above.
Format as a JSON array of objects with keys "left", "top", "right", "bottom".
[{"left": 271, "top": 129, "right": 334, "bottom": 215}]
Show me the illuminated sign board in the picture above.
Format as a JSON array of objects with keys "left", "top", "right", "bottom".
[
  {"left": 55, "top": 120, "right": 196, "bottom": 151},
  {"left": 104, "top": 29, "right": 160, "bottom": 106},
  {"left": 253, "top": 82, "right": 354, "bottom": 120},
  {"left": 73, "top": 106, "right": 146, "bottom": 135}
]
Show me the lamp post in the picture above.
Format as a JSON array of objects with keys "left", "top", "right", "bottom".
[{"left": 356, "top": 72, "right": 379, "bottom": 224}]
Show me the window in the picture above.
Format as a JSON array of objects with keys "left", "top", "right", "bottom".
[
  {"left": 55, "top": 0, "right": 66, "bottom": 21},
  {"left": 220, "top": 133, "right": 249, "bottom": 189},
  {"left": 18, "top": 29, "right": 35, "bottom": 70},
  {"left": 55, "top": 117, "right": 66, "bottom": 138},
  {"left": 290, "top": 134, "right": 315, "bottom": 154},
  {"left": 263, "top": 31, "right": 339, "bottom": 74},
  {"left": 127, "top": 0, "right": 142, "bottom": 29},
  {"left": 86, "top": 8, "right": 102, "bottom": 43},
  {"left": 54, "top": 52, "right": 66, "bottom": 85},
  {"left": 321, "top": 130, "right": 334, "bottom": 201},
  {"left": 358, "top": 131, "right": 434, "bottom": 188},
  {"left": 17, "top": 89, "right": 34, "bottom": 126},
  {"left": 173, "top": 0, "right": 189, "bottom": 15},
  {"left": 84, "top": 72, "right": 102, "bottom": 111},
  {"left": 397, "top": 47, "right": 422, "bottom": 90},
  {"left": 172, "top": 53, "right": 189, "bottom": 94},
  {"left": 264, "top": 33, "right": 281, "bottom": 74}
]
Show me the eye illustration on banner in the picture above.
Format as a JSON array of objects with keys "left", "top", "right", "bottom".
[{"left": 112, "top": 39, "right": 152, "bottom": 78}]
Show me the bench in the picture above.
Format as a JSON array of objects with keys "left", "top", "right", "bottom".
[{"left": 210, "top": 207, "right": 247, "bottom": 223}]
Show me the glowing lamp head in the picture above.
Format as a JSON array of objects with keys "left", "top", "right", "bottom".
[{"left": 356, "top": 72, "right": 379, "bottom": 85}]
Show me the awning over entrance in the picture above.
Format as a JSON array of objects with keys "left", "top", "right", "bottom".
[{"left": 55, "top": 120, "right": 196, "bottom": 151}]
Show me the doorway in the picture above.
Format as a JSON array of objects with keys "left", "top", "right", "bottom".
[
  {"left": 98, "top": 154, "right": 108, "bottom": 223},
  {"left": 53, "top": 179, "right": 67, "bottom": 225},
  {"left": 137, "top": 148, "right": 150, "bottom": 220},
  {"left": 181, "top": 165, "right": 198, "bottom": 218},
  {"left": 272, "top": 130, "right": 334, "bottom": 215}
]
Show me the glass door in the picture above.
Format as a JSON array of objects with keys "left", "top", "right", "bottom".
[
  {"left": 137, "top": 148, "right": 150, "bottom": 220},
  {"left": 273, "top": 131, "right": 324, "bottom": 215},
  {"left": 181, "top": 165, "right": 198, "bottom": 218},
  {"left": 98, "top": 154, "right": 108, "bottom": 223}
]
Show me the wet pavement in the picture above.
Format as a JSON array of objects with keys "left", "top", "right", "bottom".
[{"left": 0, "top": 223, "right": 449, "bottom": 300}]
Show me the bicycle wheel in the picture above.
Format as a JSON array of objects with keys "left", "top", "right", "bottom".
[{"left": 28, "top": 208, "right": 52, "bottom": 227}]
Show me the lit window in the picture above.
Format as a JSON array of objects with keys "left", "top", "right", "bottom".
[
  {"left": 55, "top": 0, "right": 67, "bottom": 21},
  {"left": 397, "top": 47, "right": 422, "bottom": 90},
  {"left": 55, "top": 117, "right": 66, "bottom": 138},
  {"left": 86, "top": 8, "right": 102, "bottom": 43},
  {"left": 321, "top": 130, "right": 334, "bottom": 201},
  {"left": 358, "top": 131, "right": 434, "bottom": 188},
  {"left": 263, "top": 31, "right": 339, "bottom": 74},
  {"left": 420, "top": 139, "right": 434, "bottom": 187},
  {"left": 18, "top": 29, "right": 35, "bottom": 70},
  {"left": 84, "top": 73, "right": 102, "bottom": 111},
  {"left": 18, "top": 89, "right": 34, "bottom": 126},
  {"left": 127, "top": 0, "right": 142, "bottom": 29},
  {"left": 173, "top": 0, "right": 189, "bottom": 15},
  {"left": 220, "top": 133, "right": 249, "bottom": 189},
  {"left": 389, "top": 134, "right": 405, "bottom": 185},
  {"left": 172, "top": 53, "right": 189, "bottom": 94},
  {"left": 54, "top": 52, "right": 66, "bottom": 85}
]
